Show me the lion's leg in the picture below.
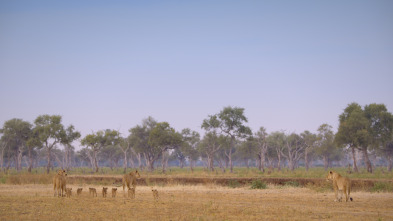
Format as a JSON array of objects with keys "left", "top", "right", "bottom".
[
  {"left": 334, "top": 187, "right": 338, "bottom": 202},
  {"left": 339, "top": 190, "right": 343, "bottom": 202},
  {"left": 344, "top": 186, "right": 349, "bottom": 202}
]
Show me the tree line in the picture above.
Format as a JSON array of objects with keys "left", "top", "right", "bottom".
[{"left": 1, "top": 103, "right": 392, "bottom": 174}]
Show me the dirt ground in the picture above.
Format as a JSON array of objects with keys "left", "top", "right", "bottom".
[{"left": 0, "top": 184, "right": 392, "bottom": 221}]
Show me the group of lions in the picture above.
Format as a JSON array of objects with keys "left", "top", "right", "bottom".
[
  {"left": 54, "top": 169, "right": 352, "bottom": 202},
  {"left": 53, "top": 169, "right": 141, "bottom": 199}
]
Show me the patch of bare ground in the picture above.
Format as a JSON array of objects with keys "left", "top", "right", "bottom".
[{"left": 0, "top": 184, "right": 392, "bottom": 220}]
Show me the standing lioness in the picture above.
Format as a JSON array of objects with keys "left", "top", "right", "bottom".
[
  {"left": 326, "top": 171, "right": 353, "bottom": 202},
  {"left": 122, "top": 170, "right": 141, "bottom": 195},
  {"left": 53, "top": 169, "right": 67, "bottom": 197}
]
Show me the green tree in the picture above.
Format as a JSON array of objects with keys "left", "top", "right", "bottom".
[
  {"left": 202, "top": 106, "right": 251, "bottom": 173},
  {"left": 101, "top": 129, "right": 121, "bottom": 170},
  {"left": 33, "top": 115, "right": 66, "bottom": 174},
  {"left": 148, "top": 122, "right": 182, "bottom": 173},
  {"left": 119, "top": 137, "right": 132, "bottom": 173},
  {"left": 266, "top": 132, "right": 286, "bottom": 171},
  {"left": 336, "top": 103, "right": 369, "bottom": 173},
  {"left": 316, "top": 124, "right": 340, "bottom": 171},
  {"left": 129, "top": 117, "right": 157, "bottom": 171},
  {"left": 25, "top": 128, "right": 41, "bottom": 172},
  {"left": 255, "top": 127, "right": 268, "bottom": 172},
  {"left": 383, "top": 140, "right": 393, "bottom": 171},
  {"left": 61, "top": 125, "right": 81, "bottom": 170},
  {"left": 301, "top": 130, "right": 317, "bottom": 171},
  {"left": 198, "top": 132, "right": 222, "bottom": 171},
  {"left": 180, "top": 128, "right": 200, "bottom": 172},
  {"left": 281, "top": 133, "right": 304, "bottom": 171},
  {"left": 1, "top": 119, "right": 32, "bottom": 171},
  {"left": 237, "top": 137, "right": 257, "bottom": 169},
  {"left": 364, "top": 103, "right": 393, "bottom": 172},
  {"left": 81, "top": 130, "right": 110, "bottom": 173}
]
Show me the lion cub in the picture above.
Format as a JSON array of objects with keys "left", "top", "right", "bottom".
[
  {"left": 102, "top": 187, "right": 108, "bottom": 198},
  {"left": 77, "top": 188, "right": 83, "bottom": 196},
  {"left": 89, "top": 188, "right": 97, "bottom": 197},
  {"left": 128, "top": 187, "right": 135, "bottom": 199},
  {"left": 65, "top": 188, "right": 72, "bottom": 198},
  {"left": 112, "top": 188, "right": 117, "bottom": 198},
  {"left": 152, "top": 189, "right": 159, "bottom": 200},
  {"left": 326, "top": 171, "right": 353, "bottom": 202}
]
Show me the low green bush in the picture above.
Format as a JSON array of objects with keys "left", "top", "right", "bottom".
[
  {"left": 371, "top": 182, "right": 393, "bottom": 192},
  {"left": 250, "top": 180, "right": 267, "bottom": 189},
  {"left": 227, "top": 180, "right": 241, "bottom": 188}
]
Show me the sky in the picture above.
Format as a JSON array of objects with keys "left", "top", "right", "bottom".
[{"left": 1, "top": 0, "right": 392, "bottom": 147}]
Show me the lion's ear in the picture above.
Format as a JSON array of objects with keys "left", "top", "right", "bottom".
[{"left": 329, "top": 171, "right": 333, "bottom": 174}]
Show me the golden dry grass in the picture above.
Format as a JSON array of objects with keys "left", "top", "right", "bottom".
[{"left": 0, "top": 184, "right": 392, "bottom": 220}]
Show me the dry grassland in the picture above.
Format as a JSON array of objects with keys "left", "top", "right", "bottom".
[{"left": 0, "top": 184, "right": 392, "bottom": 221}]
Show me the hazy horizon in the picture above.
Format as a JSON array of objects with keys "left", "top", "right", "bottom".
[{"left": 1, "top": 1, "right": 392, "bottom": 145}]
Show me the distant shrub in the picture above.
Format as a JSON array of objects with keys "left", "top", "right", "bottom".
[
  {"left": 284, "top": 181, "right": 300, "bottom": 187},
  {"left": 250, "top": 180, "right": 267, "bottom": 189},
  {"left": 371, "top": 182, "right": 393, "bottom": 192},
  {"left": 227, "top": 180, "right": 241, "bottom": 188}
]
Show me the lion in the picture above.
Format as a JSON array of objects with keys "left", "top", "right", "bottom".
[
  {"left": 128, "top": 187, "right": 135, "bottom": 199},
  {"left": 53, "top": 169, "right": 67, "bottom": 197},
  {"left": 152, "top": 189, "right": 159, "bottom": 200},
  {"left": 77, "top": 188, "right": 83, "bottom": 196},
  {"left": 65, "top": 188, "right": 72, "bottom": 198},
  {"left": 112, "top": 188, "right": 117, "bottom": 198},
  {"left": 122, "top": 170, "right": 141, "bottom": 195},
  {"left": 89, "top": 188, "right": 97, "bottom": 197},
  {"left": 326, "top": 171, "right": 353, "bottom": 202},
  {"left": 102, "top": 187, "right": 108, "bottom": 198}
]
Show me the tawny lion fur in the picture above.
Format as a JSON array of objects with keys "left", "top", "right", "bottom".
[
  {"left": 89, "top": 188, "right": 97, "bottom": 197},
  {"left": 77, "top": 188, "right": 83, "bottom": 196},
  {"left": 102, "top": 187, "right": 108, "bottom": 198},
  {"left": 112, "top": 188, "right": 117, "bottom": 198},
  {"left": 326, "top": 171, "right": 353, "bottom": 202},
  {"left": 53, "top": 169, "right": 67, "bottom": 197},
  {"left": 65, "top": 188, "right": 72, "bottom": 198},
  {"left": 128, "top": 187, "right": 135, "bottom": 199},
  {"left": 122, "top": 170, "right": 140, "bottom": 193}
]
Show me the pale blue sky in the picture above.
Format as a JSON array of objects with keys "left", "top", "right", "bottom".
[{"left": 1, "top": 1, "right": 392, "bottom": 143}]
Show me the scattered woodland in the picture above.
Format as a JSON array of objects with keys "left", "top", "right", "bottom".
[{"left": 1, "top": 102, "right": 392, "bottom": 174}]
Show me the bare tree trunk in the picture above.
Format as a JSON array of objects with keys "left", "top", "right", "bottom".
[
  {"left": 277, "top": 154, "right": 282, "bottom": 171},
  {"left": 123, "top": 150, "right": 127, "bottom": 173},
  {"left": 136, "top": 153, "right": 142, "bottom": 170},
  {"left": 229, "top": 150, "right": 233, "bottom": 173},
  {"left": 261, "top": 151, "right": 266, "bottom": 172},
  {"left": 362, "top": 147, "right": 373, "bottom": 173},
  {"left": 245, "top": 159, "right": 250, "bottom": 169},
  {"left": 46, "top": 148, "right": 52, "bottom": 174},
  {"left": 0, "top": 147, "right": 4, "bottom": 171},
  {"left": 217, "top": 158, "right": 226, "bottom": 173},
  {"left": 189, "top": 159, "right": 194, "bottom": 173},
  {"left": 145, "top": 154, "right": 155, "bottom": 172},
  {"left": 207, "top": 154, "right": 214, "bottom": 171},
  {"left": 351, "top": 146, "right": 359, "bottom": 173},
  {"left": 17, "top": 148, "right": 22, "bottom": 171},
  {"left": 387, "top": 156, "right": 392, "bottom": 172},
  {"left": 28, "top": 147, "right": 33, "bottom": 173},
  {"left": 305, "top": 149, "right": 309, "bottom": 171},
  {"left": 323, "top": 155, "right": 329, "bottom": 171},
  {"left": 93, "top": 150, "right": 99, "bottom": 173},
  {"left": 53, "top": 153, "right": 63, "bottom": 169}
]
